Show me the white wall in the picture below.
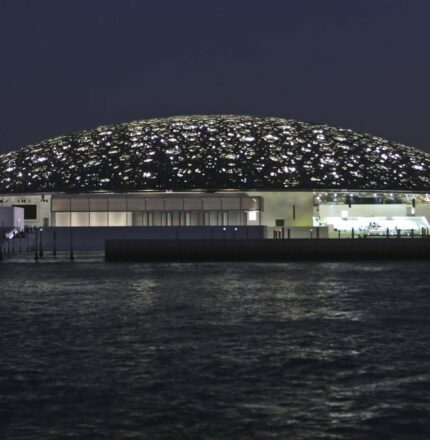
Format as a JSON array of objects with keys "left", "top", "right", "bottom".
[
  {"left": 249, "top": 191, "right": 314, "bottom": 227},
  {"left": 13, "top": 207, "right": 25, "bottom": 230},
  {"left": 0, "top": 194, "right": 51, "bottom": 227},
  {"left": 415, "top": 204, "right": 430, "bottom": 223},
  {"left": 319, "top": 204, "right": 408, "bottom": 219},
  {"left": 0, "top": 206, "right": 24, "bottom": 229}
]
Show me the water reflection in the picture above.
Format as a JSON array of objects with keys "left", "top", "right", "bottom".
[{"left": 0, "top": 260, "right": 430, "bottom": 438}]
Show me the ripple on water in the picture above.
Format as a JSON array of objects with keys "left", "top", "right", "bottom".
[{"left": 0, "top": 260, "right": 430, "bottom": 439}]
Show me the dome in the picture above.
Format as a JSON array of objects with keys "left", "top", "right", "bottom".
[{"left": 0, "top": 115, "right": 429, "bottom": 193}]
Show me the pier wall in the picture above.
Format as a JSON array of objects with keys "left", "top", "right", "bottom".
[
  {"left": 30, "top": 226, "right": 266, "bottom": 251},
  {"left": 105, "top": 238, "right": 430, "bottom": 262}
]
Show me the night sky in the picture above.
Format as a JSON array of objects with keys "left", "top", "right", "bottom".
[{"left": 1, "top": 0, "right": 429, "bottom": 155}]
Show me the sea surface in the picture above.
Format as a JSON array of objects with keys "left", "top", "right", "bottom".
[{"left": 1, "top": 254, "right": 430, "bottom": 439}]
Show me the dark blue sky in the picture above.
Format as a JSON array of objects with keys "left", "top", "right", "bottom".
[{"left": 1, "top": 0, "right": 429, "bottom": 154}]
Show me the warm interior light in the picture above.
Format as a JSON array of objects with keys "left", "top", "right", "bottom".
[{"left": 323, "top": 216, "right": 429, "bottom": 232}]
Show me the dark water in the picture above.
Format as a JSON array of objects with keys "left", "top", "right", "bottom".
[{"left": 1, "top": 255, "right": 430, "bottom": 439}]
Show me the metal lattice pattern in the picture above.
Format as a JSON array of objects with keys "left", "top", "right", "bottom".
[{"left": 1, "top": 115, "right": 430, "bottom": 193}]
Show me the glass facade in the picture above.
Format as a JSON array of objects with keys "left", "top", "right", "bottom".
[{"left": 51, "top": 193, "right": 262, "bottom": 227}]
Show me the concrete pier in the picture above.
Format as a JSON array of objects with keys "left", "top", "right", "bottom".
[{"left": 105, "top": 238, "right": 430, "bottom": 262}]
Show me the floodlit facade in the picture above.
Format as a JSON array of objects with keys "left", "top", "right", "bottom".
[{"left": 1, "top": 115, "right": 430, "bottom": 237}]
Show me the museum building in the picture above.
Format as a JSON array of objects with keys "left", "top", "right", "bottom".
[{"left": 1, "top": 115, "right": 430, "bottom": 237}]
